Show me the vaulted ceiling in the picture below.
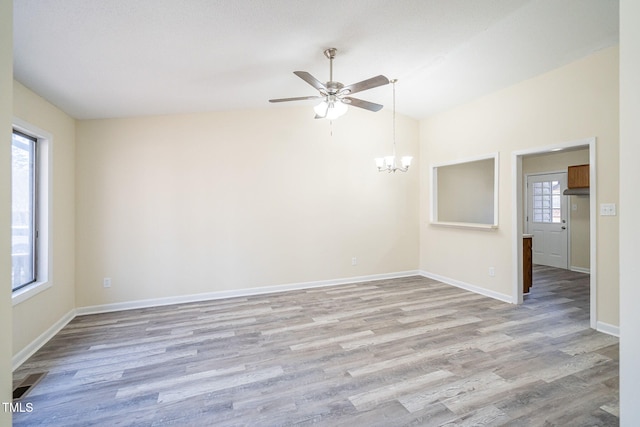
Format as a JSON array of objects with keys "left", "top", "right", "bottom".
[{"left": 13, "top": 0, "right": 619, "bottom": 120}]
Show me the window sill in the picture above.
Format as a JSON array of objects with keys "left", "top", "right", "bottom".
[
  {"left": 12, "top": 281, "right": 52, "bottom": 306},
  {"left": 430, "top": 221, "right": 499, "bottom": 230}
]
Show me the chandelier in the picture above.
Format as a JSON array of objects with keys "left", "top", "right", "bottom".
[{"left": 375, "top": 79, "right": 412, "bottom": 173}]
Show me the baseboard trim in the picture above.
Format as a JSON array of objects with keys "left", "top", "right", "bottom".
[
  {"left": 12, "top": 308, "right": 76, "bottom": 371},
  {"left": 570, "top": 266, "right": 591, "bottom": 274},
  {"left": 419, "top": 270, "right": 514, "bottom": 304},
  {"left": 76, "top": 270, "right": 421, "bottom": 316},
  {"left": 596, "top": 321, "right": 620, "bottom": 337}
]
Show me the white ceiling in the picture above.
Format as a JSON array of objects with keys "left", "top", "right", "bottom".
[{"left": 13, "top": 0, "right": 619, "bottom": 120}]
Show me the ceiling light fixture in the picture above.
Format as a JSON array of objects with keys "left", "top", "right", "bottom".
[
  {"left": 269, "top": 48, "right": 388, "bottom": 120},
  {"left": 375, "top": 79, "right": 412, "bottom": 173},
  {"left": 313, "top": 94, "right": 348, "bottom": 120}
]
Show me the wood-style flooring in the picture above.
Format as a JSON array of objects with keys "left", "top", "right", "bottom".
[{"left": 13, "top": 266, "right": 619, "bottom": 426}]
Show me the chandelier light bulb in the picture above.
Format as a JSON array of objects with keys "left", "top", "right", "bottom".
[{"left": 385, "top": 156, "right": 395, "bottom": 167}]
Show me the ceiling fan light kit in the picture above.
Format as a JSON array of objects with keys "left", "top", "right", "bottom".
[
  {"left": 269, "top": 48, "right": 389, "bottom": 120},
  {"left": 313, "top": 94, "right": 348, "bottom": 120},
  {"left": 376, "top": 79, "right": 412, "bottom": 173}
]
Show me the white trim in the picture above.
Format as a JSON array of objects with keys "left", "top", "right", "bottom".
[
  {"left": 570, "top": 266, "right": 590, "bottom": 274},
  {"left": 588, "top": 140, "right": 597, "bottom": 329},
  {"left": 511, "top": 137, "right": 596, "bottom": 329},
  {"left": 11, "top": 117, "right": 54, "bottom": 305},
  {"left": 419, "top": 270, "right": 514, "bottom": 304},
  {"left": 11, "top": 280, "right": 52, "bottom": 306},
  {"left": 12, "top": 309, "right": 75, "bottom": 371},
  {"left": 596, "top": 321, "right": 619, "bottom": 337},
  {"left": 429, "top": 222, "right": 498, "bottom": 230},
  {"left": 76, "top": 271, "right": 421, "bottom": 316},
  {"left": 512, "top": 152, "right": 524, "bottom": 304}
]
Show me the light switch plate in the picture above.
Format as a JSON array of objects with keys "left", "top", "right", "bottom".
[{"left": 600, "top": 203, "right": 616, "bottom": 216}]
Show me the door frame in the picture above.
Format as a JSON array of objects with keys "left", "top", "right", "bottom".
[
  {"left": 511, "top": 137, "right": 596, "bottom": 329},
  {"left": 525, "top": 171, "right": 569, "bottom": 269}
]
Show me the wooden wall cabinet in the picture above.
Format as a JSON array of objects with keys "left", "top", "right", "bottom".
[{"left": 568, "top": 164, "right": 589, "bottom": 188}]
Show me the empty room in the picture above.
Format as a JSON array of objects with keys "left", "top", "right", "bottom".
[{"left": 2, "top": 0, "right": 640, "bottom": 425}]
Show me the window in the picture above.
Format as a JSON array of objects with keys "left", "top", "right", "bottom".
[
  {"left": 11, "top": 119, "right": 51, "bottom": 304},
  {"left": 12, "top": 130, "right": 38, "bottom": 291},
  {"left": 532, "top": 180, "right": 562, "bottom": 223}
]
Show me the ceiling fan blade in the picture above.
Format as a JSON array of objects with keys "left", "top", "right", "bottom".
[
  {"left": 294, "top": 71, "right": 327, "bottom": 92},
  {"left": 343, "top": 97, "right": 384, "bottom": 112},
  {"left": 269, "top": 95, "right": 324, "bottom": 103},
  {"left": 340, "top": 75, "right": 389, "bottom": 95}
]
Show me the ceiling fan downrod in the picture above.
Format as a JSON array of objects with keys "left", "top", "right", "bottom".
[{"left": 324, "top": 48, "right": 337, "bottom": 83}]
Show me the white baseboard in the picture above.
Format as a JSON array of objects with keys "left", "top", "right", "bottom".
[
  {"left": 13, "top": 308, "right": 76, "bottom": 371},
  {"left": 14, "top": 272, "right": 420, "bottom": 370},
  {"left": 76, "top": 270, "right": 421, "bottom": 316},
  {"left": 419, "top": 270, "right": 514, "bottom": 304},
  {"left": 570, "top": 266, "right": 591, "bottom": 274},
  {"left": 596, "top": 321, "right": 620, "bottom": 337}
]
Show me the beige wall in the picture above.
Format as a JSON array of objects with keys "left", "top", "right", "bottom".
[
  {"left": 420, "top": 47, "right": 619, "bottom": 325},
  {"left": 75, "top": 107, "right": 419, "bottom": 308},
  {"left": 619, "top": 0, "right": 640, "bottom": 423},
  {"left": 12, "top": 82, "right": 76, "bottom": 357},
  {"left": 522, "top": 149, "right": 590, "bottom": 270},
  {"left": 1, "top": 0, "right": 13, "bottom": 423}
]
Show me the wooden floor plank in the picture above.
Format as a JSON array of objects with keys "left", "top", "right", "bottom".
[{"left": 13, "top": 265, "right": 618, "bottom": 426}]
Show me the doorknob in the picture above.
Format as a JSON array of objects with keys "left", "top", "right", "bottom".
[{"left": 561, "top": 226, "right": 566, "bottom": 230}]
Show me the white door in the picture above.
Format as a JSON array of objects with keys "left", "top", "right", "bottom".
[{"left": 526, "top": 173, "right": 568, "bottom": 269}]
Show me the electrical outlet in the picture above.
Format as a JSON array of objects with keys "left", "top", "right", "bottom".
[
  {"left": 488, "top": 267, "right": 495, "bottom": 277},
  {"left": 352, "top": 257, "right": 357, "bottom": 266},
  {"left": 600, "top": 203, "right": 616, "bottom": 216},
  {"left": 103, "top": 278, "right": 112, "bottom": 288}
]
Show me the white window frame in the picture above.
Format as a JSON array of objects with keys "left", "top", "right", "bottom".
[{"left": 11, "top": 117, "right": 52, "bottom": 306}]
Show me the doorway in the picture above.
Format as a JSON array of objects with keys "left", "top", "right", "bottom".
[{"left": 512, "top": 137, "right": 596, "bottom": 328}]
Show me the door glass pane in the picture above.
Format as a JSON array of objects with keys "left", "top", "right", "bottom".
[{"left": 532, "top": 180, "right": 562, "bottom": 224}]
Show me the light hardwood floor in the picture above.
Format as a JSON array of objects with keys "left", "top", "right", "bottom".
[{"left": 13, "top": 266, "right": 619, "bottom": 426}]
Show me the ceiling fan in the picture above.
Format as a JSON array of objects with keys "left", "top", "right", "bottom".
[{"left": 269, "top": 48, "right": 390, "bottom": 120}]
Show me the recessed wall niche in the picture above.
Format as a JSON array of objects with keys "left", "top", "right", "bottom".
[{"left": 431, "top": 153, "right": 499, "bottom": 229}]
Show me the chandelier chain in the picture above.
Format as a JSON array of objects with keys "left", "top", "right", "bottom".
[{"left": 392, "top": 79, "right": 397, "bottom": 159}]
